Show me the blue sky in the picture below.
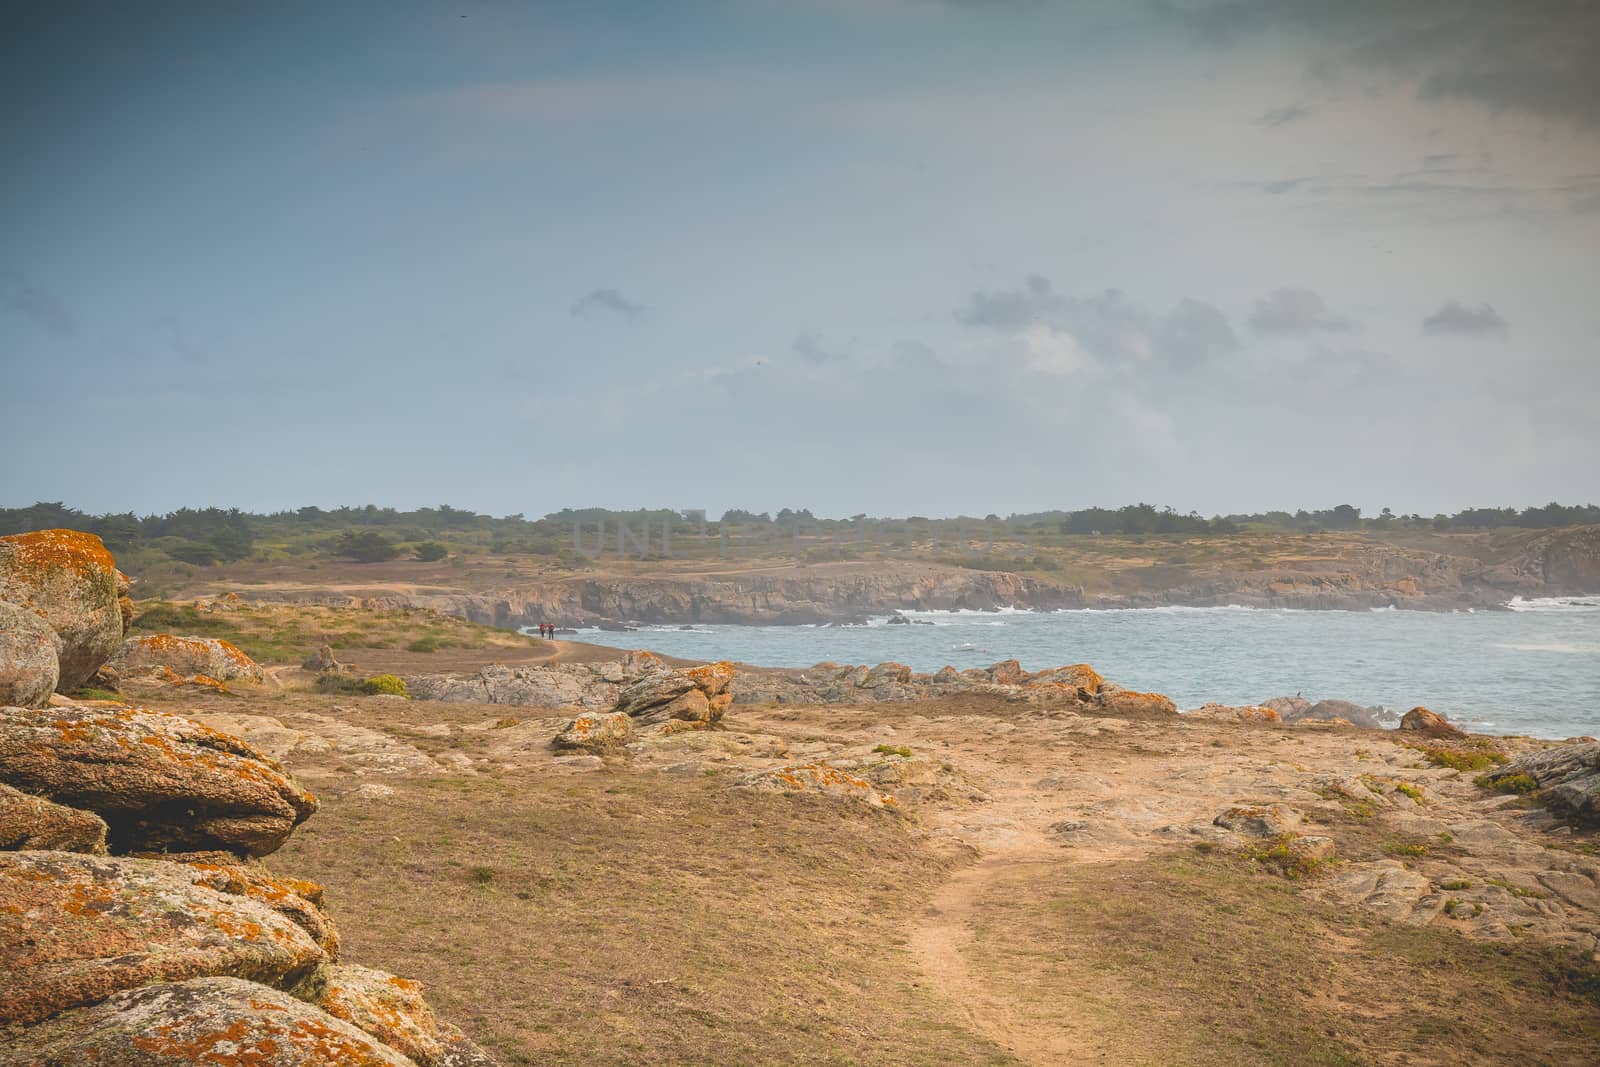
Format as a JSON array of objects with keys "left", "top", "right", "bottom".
[{"left": 4, "top": 1, "right": 1597, "bottom": 518}]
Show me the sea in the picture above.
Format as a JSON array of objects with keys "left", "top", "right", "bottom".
[{"left": 548, "top": 596, "right": 1600, "bottom": 740}]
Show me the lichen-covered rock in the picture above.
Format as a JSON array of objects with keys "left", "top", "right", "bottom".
[
  {"left": 683, "top": 659, "right": 734, "bottom": 697},
  {"left": 552, "top": 711, "right": 634, "bottom": 753},
  {"left": 986, "top": 659, "right": 1027, "bottom": 686},
  {"left": 740, "top": 763, "right": 896, "bottom": 809},
  {"left": 1488, "top": 742, "right": 1600, "bottom": 826},
  {"left": 1399, "top": 705, "right": 1466, "bottom": 740},
  {"left": 1024, "top": 663, "right": 1104, "bottom": 692},
  {"left": 0, "top": 600, "right": 60, "bottom": 707},
  {"left": 0, "top": 529, "right": 125, "bottom": 691},
  {"left": 0, "top": 976, "right": 416, "bottom": 1067},
  {"left": 1186, "top": 703, "right": 1283, "bottom": 725},
  {"left": 167, "top": 852, "right": 341, "bottom": 957},
  {"left": 112, "top": 634, "right": 265, "bottom": 684},
  {"left": 859, "top": 662, "right": 911, "bottom": 688},
  {"left": 295, "top": 963, "right": 496, "bottom": 1067},
  {"left": 0, "top": 851, "right": 328, "bottom": 1028},
  {"left": 1096, "top": 685, "right": 1178, "bottom": 716},
  {"left": 0, "top": 782, "right": 107, "bottom": 853},
  {"left": 0, "top": 703, "right": 317, "bottom": 856}
]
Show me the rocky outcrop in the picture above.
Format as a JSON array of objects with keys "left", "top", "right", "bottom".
[
  {"left": 0, "top": 704, "right": 317, "bottom": 856},
  {"left": 0, "top": 976, "right": 419, "bottom": 1067},
  {"left": 0, "top": 531, "right": 492, "bottom": 1064},
  {"left": 1260, "top": 695, "right": 1394, "bottom": 729},
  {"left": 0, "top": 850, "right": 329, "bottom": 1028},
  {"left": 406, "top": 663, "right": 618, "bottom": 708},
  {"left": 0, "top": 529, "right": 126, "bottom": 691},
  {"left": 1399, "top": 706, "right": 1466, "bottom": 739},
  {"left": 111, "top": 634, "right": 265, "bottom": 685},
  {"left": 1486, "top": 743, "right": 1600, "bottom": 826},
  {"left": 614, "top": 671, "right": 699, "bottom": 723},
  {"left": 0, "top": 783, "right": 107, "bottom": 853},
  {"left": 0, "top": 599, "right": 60, "bottom": 707},
  {"left": 726, "top": 658, "right": 1175, "bottom": 718}
]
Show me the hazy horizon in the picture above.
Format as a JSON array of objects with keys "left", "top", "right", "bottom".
[{"left": 5, "top": 1, "right": 1598, "bottom": 517}]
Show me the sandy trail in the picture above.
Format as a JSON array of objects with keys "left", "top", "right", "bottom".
[{"left": 909, "top": 847, "right": 1104, "bottom": 1065}]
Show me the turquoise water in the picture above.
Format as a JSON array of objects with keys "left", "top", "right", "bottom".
[{"left": 556, "top": 597, "right": 1600, "bottom": 739}]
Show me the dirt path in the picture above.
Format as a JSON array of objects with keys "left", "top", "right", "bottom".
[{"left": 909, "top": 847, "right": 1103, "bottom": 1065}]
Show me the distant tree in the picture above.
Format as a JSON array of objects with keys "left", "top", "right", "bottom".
[
  {"left": 333, "top": 530, "right": 401, "bottom": 563},
  {"left": 414, "top": 540, "right": 449, "bottom": 562}
]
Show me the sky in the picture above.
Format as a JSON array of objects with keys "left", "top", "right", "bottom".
[{"left": 3, "top": 0, "right": 1598, "bottom": 520}]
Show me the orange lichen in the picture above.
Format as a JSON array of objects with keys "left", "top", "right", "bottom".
[{"left": 0, "top": 529, "right": 116, "bottom": 576}]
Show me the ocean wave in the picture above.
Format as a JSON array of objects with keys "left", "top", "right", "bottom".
[
  {"left": 1506, "top": 595, "right": 1600, "bottom": 613},
  {"left": 1494, "top": 642, "right": 1600, "bottom": 655},
  {"left": 1055, "top": 603, "right": 1261, "bottom": 615},
  {"left": 894, "top": 606, "right": 1036, "bottom": 618}
]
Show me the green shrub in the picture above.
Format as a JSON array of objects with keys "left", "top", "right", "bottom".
[
  {"left": 1244, "top": 834, "right": 1331, "bottom": 880},
  {"left": 1381, "top": 840, "right": 1429, "bottom": 858},
  {"left": 414, "top": 541, "right": 449, "bottom": 562},
  {"left": 1394, "top": 782, "right": 1424, "bottom": 802},
  {"left": 873, "top": 744, "right": 912, "bottom": 758},
  {"left": 1417, "top": 745, "right": 1506, "bottom": 772},
  {"left": 361, "top": 673, "right": 409, "bottom": 697},
  {"left": 1477, "top": 772, "right": 1538, "bottom": 795},
  {"left": 406, "top": 636, "right": 444, "bottom": 653}
]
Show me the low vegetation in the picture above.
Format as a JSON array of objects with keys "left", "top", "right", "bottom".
[{"left": 129, "top": 600, "right": 535, "bottom": 665}]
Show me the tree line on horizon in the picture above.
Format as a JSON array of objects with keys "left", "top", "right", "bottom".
[{"left": 1, "top": 500, "right": 1595, "bottom": 570}]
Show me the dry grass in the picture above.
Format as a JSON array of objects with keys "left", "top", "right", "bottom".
[
  {"left": 272, "top": 768, "right": 1012, "bottom": 1066},
  {"left": 962, "top": 849, "right": 1600, "bottom": 1066}
]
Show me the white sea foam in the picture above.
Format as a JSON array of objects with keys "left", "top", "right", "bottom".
[
  {"left": 1507, "top": 595, "right": 1600, "bottom": 613},
  {"left": 1493, "top": 642, "right": 1600, "bottom": 655}
]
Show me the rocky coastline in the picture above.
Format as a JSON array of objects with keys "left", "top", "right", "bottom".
[{"left": 223, "top": 526, "right": 1600, "bottom": 629}]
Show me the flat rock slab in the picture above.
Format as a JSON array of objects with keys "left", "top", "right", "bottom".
[
  {"left": 0, "top": 703, "right": 316, "bottom": 856},
  {"left": 1328, "top": 861, "right": 1440, "bottom": 925},
  {"left": 0, "top": 976, "right": 416, "bottom": 1067},
  {"left": 0, "top": 851, "right": 327, "bottom": 1027}
]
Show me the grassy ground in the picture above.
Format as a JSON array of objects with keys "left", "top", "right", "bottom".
[
  {"left": 963, "top": 848, "right": 1600, "bottom": 1066},
  {"left": 128, "top": 600, "right": 540, "bottom": 665},
  {"left": 273, "top": 768, "right": 1011, "bottom": 1066}
]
